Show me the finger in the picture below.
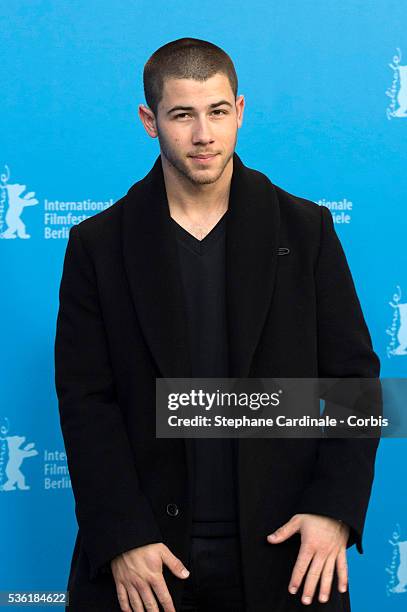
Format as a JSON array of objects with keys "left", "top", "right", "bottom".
[
  {"left": 336, "top": 547, "right": 348, "bottom": 593},
  {"left": 126, "top": 584, "right": 144, "bottom": 612},
  {"left": 318, "top": 552, "right": 336, "bottom": 603},
  {"left": 288, "top": 546, "right": 314, "bottom": 596},
  {"left": 134, "top": 582, "right": 159, "bottom": 612},
  {"left": 161, "top": 546, "right": 190, "bottom": 579},
  {"left": 268, "top": 517, "right": 300, "bottom": 543},
  {"left": 116, "top": 582, "right": 133, "bottom": 612},
  {"left": 300, "top": 552, "right": 326, "bottom": 605},
  {"left": 150, "top": 574, "right": 176, "bottom": 612}
]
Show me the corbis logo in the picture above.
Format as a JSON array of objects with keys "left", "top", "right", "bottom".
[
  {"left": 386, "top": 48, "right": 407, "bottom": 119},
  {"left": 386, "top": 285, "right": 407, "bottom": 358},
  {"left": 0, "top": 417, "right": 38, "bottom": 492},
  {"left": 386, "top": 524, "right": 407, "bottom": 595},
  {"left": 0, "top": 165, "right": 39, "bottom": 239}
]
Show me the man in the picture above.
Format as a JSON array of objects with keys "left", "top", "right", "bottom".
[{"left": 54, "top": 38, "right": 381, "bottom": 611}]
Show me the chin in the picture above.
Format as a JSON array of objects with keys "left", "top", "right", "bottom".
[{"left": 192, "top": 174, "right": 222, "bottom": 186}]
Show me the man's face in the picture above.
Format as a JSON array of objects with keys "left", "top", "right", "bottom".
[{"left": 146, "top": 73, "right": 244, "bottom": 185}]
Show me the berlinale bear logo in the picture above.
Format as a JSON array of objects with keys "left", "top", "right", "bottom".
[
  {"left": 0, "top": 165, "right": 39, "bottom": 239},
  {"left": 0, "top": 418, "right": 38, "bottom": 492},
  {"left": 387, "top": 524, "right": 407, "bottom": 595},
  {"left": 386, "top": 48, "right": 407, "bottom": 119},
  {"left": 387, "top": 285, "right": 407, "bottom": 357}
]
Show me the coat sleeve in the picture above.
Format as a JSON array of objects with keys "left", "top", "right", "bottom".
[
  {"left": 54, "top": 223, "right": 163, "bottom": 581},
  {"left": 295, "top": 204, "right": 382, "bottom": 554}
]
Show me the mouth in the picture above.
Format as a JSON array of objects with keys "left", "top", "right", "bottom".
[{"left": 190, "top": 153, "right": 219, "bottom": 163}]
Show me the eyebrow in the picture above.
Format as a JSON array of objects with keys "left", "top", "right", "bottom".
[{"left": 166, "top": 100, "right": 233, "bottom": 115}]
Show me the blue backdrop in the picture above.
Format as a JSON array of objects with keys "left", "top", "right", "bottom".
[{"left": 1, "top": 1, "right": 406, "bottom": 609}]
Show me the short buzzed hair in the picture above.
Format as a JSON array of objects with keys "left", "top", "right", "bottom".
[{"left": 143, "top": 37, "right": 238, "bottom": 116}]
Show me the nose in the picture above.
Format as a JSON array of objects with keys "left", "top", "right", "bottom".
[{"left": 191, "top": 116, "right": 215, "bottom": 146}]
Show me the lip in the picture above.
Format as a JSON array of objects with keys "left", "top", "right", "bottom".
[{"left": 190, "top": 154, "right": 218, "bottom": 162}]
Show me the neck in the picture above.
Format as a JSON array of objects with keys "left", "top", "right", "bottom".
[{"left": 161, "top": 154, "right": 233, "bottom": 223}]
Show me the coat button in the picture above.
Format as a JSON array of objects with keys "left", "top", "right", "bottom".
[{"left": 166, "top": 503, "right": 179, "bottom": 517}]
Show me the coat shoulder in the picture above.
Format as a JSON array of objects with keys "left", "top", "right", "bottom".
[
  {"left": 72, "top": 193, "right": 126, "bottom": 237},
  {"left": 273, "top": 183, "right": 324, "bottom": 252},
  {"left": 273, "top": 183, "right": 322, "bottom": 221},
  {"left": 67, "top": 192, "right": 130, "bottom": 257},
  {"left": 245, "top": 163, "right": 322, "bottom": 219},
  {"left": 245, "top": 164, "right": 323, "bottom": 236}
]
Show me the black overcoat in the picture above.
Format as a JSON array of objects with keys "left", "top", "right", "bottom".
[{"left": 54, "top": 152, "right": 381, "bottom": 611}]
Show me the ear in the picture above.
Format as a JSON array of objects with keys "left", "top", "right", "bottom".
[{"left": 138, "top": 104, "right": 158, "bottom": 138}]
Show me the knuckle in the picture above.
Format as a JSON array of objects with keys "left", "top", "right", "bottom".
[
  {"left": 308, "top": 569, "right": 321, "bottom": 578},
  {"left": 116, "top": 592, "right": 130, "bottom": 611},
  {"left": 132, "top": 575, "right": 144, "bottom": 589},
  {"left": 297, "top": 560, "right": 310, "bottom": 572},
  {"left": 129, "top": 598, "right": 140, "bottom": 611},
  {"left": 322, "top": 570, "right": 334, "bottom": 583},
  {"left": 133, "top": 577, "right": 149, "bottom": 594},
  {"left": 158, "top": 593, "right": 172, "bottom": 605}
]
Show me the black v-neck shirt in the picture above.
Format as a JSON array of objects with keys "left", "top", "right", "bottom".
[{"left": 171, "top": 211, "right": 238, "bottom": 536}]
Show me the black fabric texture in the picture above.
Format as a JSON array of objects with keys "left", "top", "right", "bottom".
[{"left": 171, "top": 211, "right": 238, "bottom": 537}]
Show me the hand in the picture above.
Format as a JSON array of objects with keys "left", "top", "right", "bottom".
[
  {"left": 110, "top": 542, "right": 190, "bottom": 611},
  {"left": 267, "top": 513, "right": 350, "bottom": 605}
]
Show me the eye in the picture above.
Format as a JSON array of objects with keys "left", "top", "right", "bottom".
[{"left": 173, "top": 109, "right": 228, "bottom": 119}]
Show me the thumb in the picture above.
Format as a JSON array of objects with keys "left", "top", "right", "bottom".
[
  {"left": 161, "top": 545, "right": 190, "bottom": 579},
  {"left": 267, "top": 516, "right": 301, "bottom": 543}
]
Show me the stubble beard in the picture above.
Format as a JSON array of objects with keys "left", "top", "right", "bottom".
[{"left": 157, "top": 129, "right": 236, "bottom": 186}]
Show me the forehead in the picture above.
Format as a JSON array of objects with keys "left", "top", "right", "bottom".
[{"left": 160, "top": 73, "right": 234, "bottom": 107}]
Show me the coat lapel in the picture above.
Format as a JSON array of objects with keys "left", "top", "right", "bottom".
[
  {"left": 225, "top": 154, "right": 280, "bottom": 377},
  {"left": 121, "top": 152, "right": 280, "bottom": 379}
]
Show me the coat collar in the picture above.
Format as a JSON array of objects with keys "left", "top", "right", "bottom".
[{"left": 121, "top": 151, "right": 280, "bottom": 379}]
